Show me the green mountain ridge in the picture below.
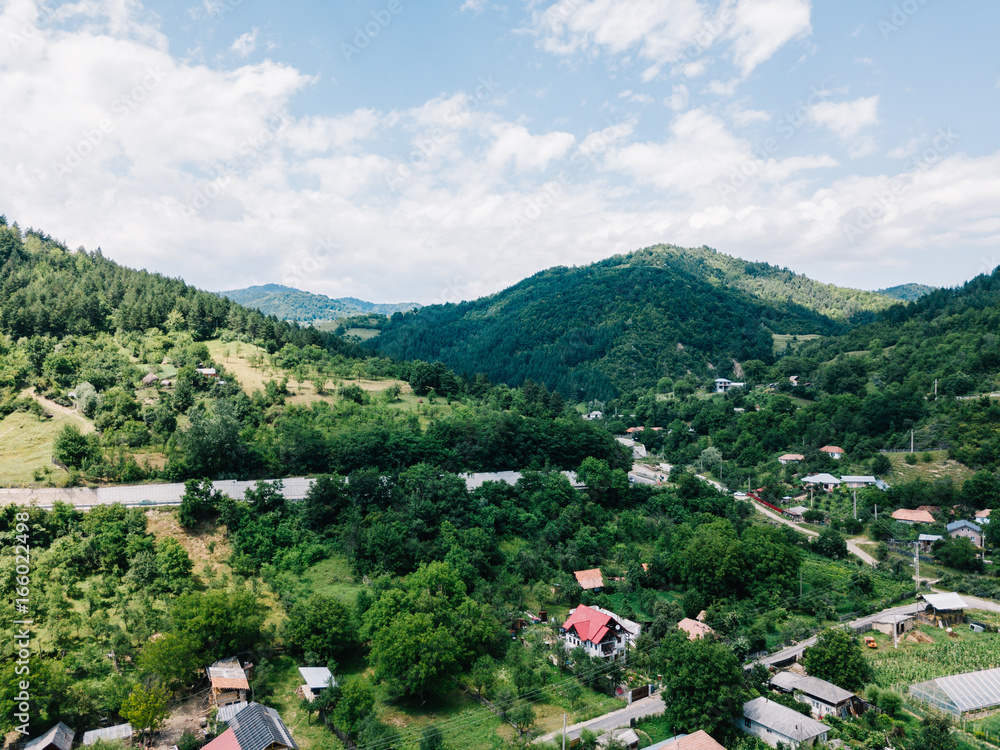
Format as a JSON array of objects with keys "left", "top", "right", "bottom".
[
  {"left": 217, "top": 283, "right": 420, "bottom": 324},
  {"left": 876, "top": 282, "right": 939, "bottom": 301},
  {"left": 369, "top": 244, "right": 902, "bottom": 400}
]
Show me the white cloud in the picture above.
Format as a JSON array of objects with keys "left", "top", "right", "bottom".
[
  {"left": 725, "top": 0, "right": 813, "bottom": 76},
  {"left": 665, "top": 84, "right": 689, "bottom": 110},
  {"left": 808, "top": 95, "right": 879, "bottom": 140},
  {"left": 231, "top": 28, "right": 258, "bottom": 58}
]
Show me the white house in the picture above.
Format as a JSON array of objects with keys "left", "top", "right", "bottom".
[
  {"left": 770, "top": 672, "right": 861, "bottom": 719},
  {"left": 778, "top": 453, "right": 805, "bottom": 465},
  {"left": 840, "top": 475, "right": 878, "bottom": 489},
  {"left": 583, "top": 410, "right": 605, "bottom": 420},
  {"left": 715, "top": 378, "right": 745, "bottom": 394},
  {"left": 800, "top": 473, "right": 842, "bottom": 492},
  {"left": 561, "top": 604, "right": 640, "bottom": 661},
  {"left": 820, "top": 445, "right": 845, "bottom": 460},
  {"left": 736, "top": 697, "right": 829, "bottom": 748}
]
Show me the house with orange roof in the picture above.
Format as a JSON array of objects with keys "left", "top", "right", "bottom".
[
  {"left": 778, "top": 453, "right": 804, "bottom": 465},
  {"left": 574, "top": 568, "right": 604, "bottom": 591},
  {"left": 820, "top": 445, "right": 845, "bottom": 460},
  {"left": 677, "top": 617, "right": 715, "bottom": 641},
  {"left": 561, "top": 604, "right": 640, "bottom": 661},
  {"left": 891, "top": 508, "right": 936, "bottom": 525}
]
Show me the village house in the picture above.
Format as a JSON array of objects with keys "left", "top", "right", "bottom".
[
  {"left": 298, "top": 667, "right": 337, "bottom": 702},
  {"left": 736, "top": 697, "right": 829, "bottom": 748},
  {"left": 784, "top": 506, "right": 810, "bottom": 522},
  {"left": 770, "top": 672, "right": 863, "bottom": 719},
  {"left": 800, "top": 473, "right": 841, "bottom": 492},
  {"left": 947, "top": 519, "right": 983, "bottom": 548},
  {"left": 918, "top": 592, "right": 968, "bottom": 628},
  {"left": 644, "top": 732, "right": 726, "bottom": 750},
  {"left": 891, "top": 508, "right": 936, "bottom": 525},
  {"left": 574, "top": 568, "right": 604, "bottom": 591},
  {"left": 141, "top": 371, "right": 159, "bottom": 386},
  {"left": 583, "top": 410, "right": 604, "bottom": 420},
  {"left": 778, "top": 453, "right": 805, "bottom": 465},
  {"left": 24, "top": 723, "right": 75, "bottom": 750},
  {"left": 714, "top": 378, "right": 746, "bottom": 394},
  {"left": 820, "top": 445, "right": 845, "bottom": 460},
  {"left": 840, "top": 475, "right": 878, "bottom": 489},
  {"left": 203, "top": 702, "right": 298, "bottom": 750},
  {"left": 597, "top": 728, "right": 640, "bottom": 749},
  {"left": 560, "top": 604, "right": 640, "bottom": 661},
  {"left": 976, "top": 509, "right": 991, "bottom": 525}
]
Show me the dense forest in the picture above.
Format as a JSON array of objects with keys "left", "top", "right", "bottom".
[
  {"left": 218, "top": 284, "right": 419, "bottom": 325},
  {"left": 876, "top": 283, "right": 938, "bottom": 302},
  {"left": 369, "top": 246, "right": 883, "bottom": 401}
]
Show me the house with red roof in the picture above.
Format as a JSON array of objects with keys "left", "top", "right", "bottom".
[
  {"left": 561, "top": 604, "right": 641, "bottom": 661},
  {"left": 820, "top": 445, "right": 845, "bottom": 460}
]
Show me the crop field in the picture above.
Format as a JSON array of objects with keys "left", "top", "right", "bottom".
[{"left": 866, "top": 622, "right": 1000, "bottom": 689}]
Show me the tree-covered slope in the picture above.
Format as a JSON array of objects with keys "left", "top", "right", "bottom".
[
  {"left": 369, "top": 245, "right": 904, "bottom": 400},
  {"left": 370, "top": 249, "right": 859, "bottom": 400},
  {"left": 218, "top": 283, "right": 419, "bottom": 324},
  {"left": 876, "top": 283, "right": 938, "bottom": 302}
]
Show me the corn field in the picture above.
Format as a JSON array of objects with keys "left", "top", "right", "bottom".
[{"left": 870, "top": 633, "right": 1000, "bottom": 688}]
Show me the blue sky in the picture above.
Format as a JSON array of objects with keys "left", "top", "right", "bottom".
[{"left": 1, "top": 0, "right": 998, "bottom": 303}]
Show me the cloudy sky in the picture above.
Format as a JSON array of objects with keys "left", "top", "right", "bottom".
[{"left": 1, "top": 0, "right": 998, "bottom": 304}]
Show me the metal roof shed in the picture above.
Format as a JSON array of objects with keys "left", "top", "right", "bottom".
[
  {"left": 82, "top": 724, "right": 132, "bottom": 746},
  {"left": 24, "top": 723, "right": 75, "bottom": 750}
]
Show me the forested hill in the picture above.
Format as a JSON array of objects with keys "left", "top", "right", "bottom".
[
  {"left": 218, "top": 283, "right": 420, "bottom": 324},
  {"left": 876, "top": 282, "right": 938, "bottom": 301},
  {"left": 0, "top": 219, "right": 362, "bottom": 358},
  {"left": 369, "top": 247, "right": 870, "bottom": 401}
]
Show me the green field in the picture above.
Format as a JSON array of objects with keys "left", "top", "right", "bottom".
[
  {"left": 0, "top": 410, "right": 73, "bottom": 486},
  {"left": 773, "top": 333, "right": 823, "bottom": 353},
  {"left": 866, "top": 621, "right": 1000, "bottom": 689},
  {"left": 300, "top": 555, "right": 365, "bottom": 605}
]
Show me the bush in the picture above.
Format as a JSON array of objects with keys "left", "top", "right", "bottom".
[
  {"left": 177, "top": 731, "right": 201, "bottom": 750},
  {"left": 905, "top": 453, "right": 917, "bottom": 465}
]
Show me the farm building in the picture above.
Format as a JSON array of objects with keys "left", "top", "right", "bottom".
[
  {"left": 918, "top": 592, "right": 967, "bottom": 628},
  {"left": 872, "top": 612, "right": 916, "bottom": 637},
  {"left": 891, "top": 508, "right": 936, "bottom": 525},
  {"left": 910, "top": 667, "right": 1000, "bottom": 718},
  {"left": 208, "top": 657, "right": 252, "bottom": 707},
  {"left": 736, "top": 697, "right": 829, "bottom": 748},
  {"left": 217, "top": 701, "right": 249, "bottom": 724},
  {"left": 82, "top": 724, "right": 132, "bottom": 746},
  {"left": 770, "top": 671, "right": 863, "bottom": 719},
  {"left": 24, "top": 723, "right": 75, "bottom": 750},
  {"left": 785, "top": 506, "right": 810, "bottom": 521},
  {"left": 677, "top": 617, "right": 715, "bottom": 641},
  {"left": 298, "top": 667, "right": 337, "bottom": 701},
  {"left": 574, "top": 568, "right": 604, "bottom": 591},
  {"left": 918, "top": 534, "right": 943, "bottom": 552},
  {"left": 778, "top": 454, "right": 804, "bottom": 465}
]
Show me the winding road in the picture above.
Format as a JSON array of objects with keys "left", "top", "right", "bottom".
[{"left": 749, "top": 497, "right": 878, "bottom": 566}]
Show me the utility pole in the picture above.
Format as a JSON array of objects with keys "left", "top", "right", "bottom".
[
  {"left": 800, "top": 569, "right": 803, "bottom": 597},
  {"left": 562, "top": 714, "right": 567, "bottom": 750},
  {"left": 934, "top": 378, "right": 938, "bottom": 398},
  {"left": 875, "top": 504, "right": 878, "bottom": 522},
  {"left": 914, "top": 541, "right": 920, "bottom": 589},
  {"left": 853, "top": 489, "right": 857, "bottom": 520},
  {"left": 910, "top": 429, "right": 914, "bottom": 453}
]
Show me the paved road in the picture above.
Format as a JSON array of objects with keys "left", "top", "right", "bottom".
[
  {"left": 534, "top": 695, "right": 665, "bottom": 744},
  {"left": 749, "top": 499, "right": 878, "bottom": 566}
]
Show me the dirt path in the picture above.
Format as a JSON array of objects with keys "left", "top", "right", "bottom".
[
  {"left": 21, "top": 387, "right": 96, "bottom": 433},
  {"left": 154, "top": 691, "right": 213, "bottom": 750},
  {"left": 750, "top": 500, "right": 878, "bottom": 566}
]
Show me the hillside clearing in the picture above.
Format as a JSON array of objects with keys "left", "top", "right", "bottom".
[
  {"left": 0, "top": 411, "right": 72, "bottom": 486},
  {"left": 884, "top": 450, "right": 974, "bottom": 486}
]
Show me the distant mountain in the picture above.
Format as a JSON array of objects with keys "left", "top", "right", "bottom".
[
  {"left": 369, "top": 244, "right": 898, "bottom": 400},
  {"left": 217, "top": 284, "right": 419, "bottom": 324},
  {"left": 877, "top": 283, "right": 938, "bottom": 302}
]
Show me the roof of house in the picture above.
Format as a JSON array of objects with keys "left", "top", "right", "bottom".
[
  {"left": 209, "top": 660, "right": 251, "bottom": 690},
  {"left": 778, "top": 453, "right": 805, "bottom": 461},
  {"left": 921, "top": 592, "right": 968, "bottom": 611},
  {"left": 203, "top": 728, "right": 242, "bottom": 750},
  {"left": 917, "top": 505, "right": 941, "bottom": 513},
  {"left": 298, "top": 667, "right": 336, "bottom": 691},
  {"left": 742, "top": 697, "right": 828, "bottom": 742},
  {"left": 24, "top": 723, "right": 75, "bottom": 750},
  {"left": 786, "top": 505, "right": 810, "bottom": 516},
  {"left": 976, "top": 509, "right": 992, "bottom": 519},
  {"left": 645, "top": 731, "right": 726, "bottom": 750},
  {"left": 918, "top": 534, "right": 943, "bottom": 542},
  {"left": 217, "top": 702, "right": 250, "bottom": 724},
  {"left": 574, "top": 568, "right": 604, "bottom": 589},
  {"left": 875, "top": 612, "right": 915, "bottom": 625},
  {"left": 841, "top": 475, "right": 877, "bottom": 483},
  {"left": 770, "top": 672, "right": 855, "bottom": 704},
  {"left": 196, "top": 367, "right": 218, "bottom": 376},
  {"left": 677, "top": 618, "right": 715, "bottom": 641},
  {"left": 562, "top": 604, "right": 619, "bottom": 644},
  {"left": 141, "top": 371, "right": 159, "bottom": 384},
  {"left": 82, "top": 724, "right": 132, "bottom": 745},
  {"left": 891, "top": 508, "right": 936, "bottom": 524},
  {"left": 820, "top": 445, "right": 845, "bottom": 454},
  {"left": 230, "top": 702, "right": 298, "bottom": 750},
  {"left": 598, "top": 728, "right": 640, "bottom": 747},
  {"left": 589, "top": 605, "right": 641, "bottom": 637},
  {"left": 801, "top": 473, "right": 841, "bottom": 484},
  {"left": 947, "top": 519, "right": 982, "bottom": 533}
]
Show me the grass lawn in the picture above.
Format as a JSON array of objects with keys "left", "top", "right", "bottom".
[
  {"left": 300, "top": 555, "right": 365, "bottom": 605},
  {"left": 0, "top": 410, "right": 73, "bottom": 486},
  {"left": 773, "top": 333, "right": 823, "bottom": 354},
  {"left": 885, "top": 450, "right": 974, "bottom": 486},
  {"left": 343, "top": 327, "right": 380, "bottom": 340}
]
